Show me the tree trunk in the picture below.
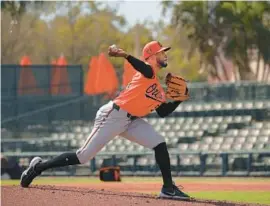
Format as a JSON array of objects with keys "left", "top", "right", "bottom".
[
  {"left": 234, "top": 64, "right": 240, "bottom": 82},
  {"left": 262, "top": 62, "right": 268, "bottom": 82},
  {"left": 239, "top": 68, "right": 256, "bottom": 81},
  {"left": 216, "top": 53, "right": 230, "bottom": 81},
  {"left": 256, "top": 51, "right": 261, "bottom": 80},
  {"left": 238, "top": 63, "right": 256, "bottom": 81},
  {"left": 264, "top": 64, "right": 270, "bottom": 82},
  {"left": 71, "top": 24, "right": 75, "bottom": 64}
]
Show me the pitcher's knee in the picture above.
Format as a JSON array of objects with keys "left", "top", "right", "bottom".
[
  {"left": 76, "top": 148, "right": 92, "bottom": 164},
  {"left": 151, "top": 136, "right": 166, "bottom": 149}
]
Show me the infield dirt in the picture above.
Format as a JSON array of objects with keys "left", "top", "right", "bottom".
[{"left": 2, "top": 181, "right": 269, "bottom": 206}]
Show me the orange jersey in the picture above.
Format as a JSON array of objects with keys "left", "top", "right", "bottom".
[{"left": 114, "top": 68, "right": 166, "bottom": 117}]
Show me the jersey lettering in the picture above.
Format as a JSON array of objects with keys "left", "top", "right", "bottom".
[
  {"left": 145, "top": 83, "right": 164, "bottom": 103},
  {"left": 114, "top": 68, "right": 166, "bottom": 117}
]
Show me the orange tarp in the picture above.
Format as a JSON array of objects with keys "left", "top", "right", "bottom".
[
  {"left": 18, "top": 56, "right": 42, "bottom": 95},
  {"left": 84, "top": 56, "right": 99, "bottom": 95},
  {"left": 96, "top": 53, "right": 119, "bottom": 95},
  {"left": 51, "top": 56, "right": 72, "bottom": 95},
  {"left": 122, "top": 59, "right": 137, "bottom": 87},
  {"left": 84, "top": 53, "right": 119, "bottom": 96}
]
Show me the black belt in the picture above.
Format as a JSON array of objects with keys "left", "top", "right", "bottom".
[{"left": 113, "top": 103, "right": 137, "bottom": 120}]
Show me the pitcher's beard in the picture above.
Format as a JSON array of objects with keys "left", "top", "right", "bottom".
[{"left": 158, "top": 60, "right": 168, "bottom": 68}]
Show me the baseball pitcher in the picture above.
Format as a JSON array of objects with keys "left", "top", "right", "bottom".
[{"left": 20, "top": 41, "right": 191, "bottom": 200}]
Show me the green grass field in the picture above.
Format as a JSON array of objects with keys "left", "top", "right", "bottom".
[
  {"left": 193, "top": 191, "right": 270, "bottom": 205},
  {"left": 2, "top": 177, "right": 270, "bottom": 205}
]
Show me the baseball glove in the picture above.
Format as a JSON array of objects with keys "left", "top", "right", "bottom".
[{"left": 165, "top": 73, "right": 190, "bottom": 101}]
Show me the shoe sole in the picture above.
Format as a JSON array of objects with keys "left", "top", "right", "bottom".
[
  {"left": 158, "top": 192, "right": 192, "bottom": 200},
  {"left": 20, "top": 157, "right": 42, "bottom": 188}
]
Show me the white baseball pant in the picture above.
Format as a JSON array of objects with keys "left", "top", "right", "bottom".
[{"left": 76, "top": 101, "right": 165, "bottom": 164}]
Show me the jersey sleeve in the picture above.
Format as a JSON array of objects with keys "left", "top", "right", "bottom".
[
  {"left": 155, "top": 101, "right": 182, "bottom": 118},
  {"left": 126, "top": 55, "right": 154, "bottom": 78}
]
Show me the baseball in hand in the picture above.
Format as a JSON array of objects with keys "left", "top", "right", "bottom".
[
  {"left": 108, "top": 44, "right": 127, "bottom": 58},
  {"left": 110, "top": 44, "right": 118, "bottom": 52}
]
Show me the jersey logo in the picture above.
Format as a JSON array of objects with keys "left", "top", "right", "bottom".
[{"left": 145, "top": 83, "right": 165, "bottom": 103}]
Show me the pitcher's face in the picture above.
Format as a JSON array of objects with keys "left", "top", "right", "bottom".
[{"left": 155, "top": 50, "right": 168, "bottom": 68}]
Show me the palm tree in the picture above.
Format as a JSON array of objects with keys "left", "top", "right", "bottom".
[{"left": 162, "top": 1, "right": 270, "bottom": 81}]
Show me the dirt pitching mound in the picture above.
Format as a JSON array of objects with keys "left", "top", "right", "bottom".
[{"left": 1, "top": 185, "right": 262, "bottom": 206}]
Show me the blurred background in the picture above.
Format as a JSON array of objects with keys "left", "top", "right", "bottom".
[{"left": 1, "top": 1, "right": 270, "bottom": 179}]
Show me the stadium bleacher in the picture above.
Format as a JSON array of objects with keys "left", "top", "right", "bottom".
[
  {"left": 1, "top": 82, "right": 270, "bottom": 176},
  {"left": 2, "top": 99, "right": 270, "bottom": 176}
]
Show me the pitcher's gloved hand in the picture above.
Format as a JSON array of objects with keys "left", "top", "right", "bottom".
[{"left": 165, "top": 73, "right": 190, "bottom": 102}]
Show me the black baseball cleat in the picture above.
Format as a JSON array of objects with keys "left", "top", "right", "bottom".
[
  {"left": 20, "top": 157, "right": 42, "bottom": 188},
  {"left": 159, "top": 183, "right": 191, "bottom": 200}
]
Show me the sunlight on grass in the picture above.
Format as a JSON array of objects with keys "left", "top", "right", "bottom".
[
  {"left": 2, "top": 176, "right": 270, "bottom": 186},
  {"left": 191, "top": 191, "right": 270, "bottom": 205}
]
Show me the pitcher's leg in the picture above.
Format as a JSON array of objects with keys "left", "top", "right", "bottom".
[
  {"left": 32, "top": 119, "right": 108, "bottom": 174},
  {"left": 21, "top": 102, "right": 128, "bottom": 187},
  {"left": 120, "top": 118, "right": 172, "bottom": 187},
  {"left": 121, "top": 118, "right": 164, "bottom": 149},
  {"left": 34, "top": 119, "right": 120, "bottom": 174},
  {"left": 121, "top": 118, "right": 191, "bottom": 199},
  {"left": 35, "top": 105, "right": 119, "bottom": 173},
  {"left": 76, "top": 116, "right": 122, "bottom": 164},
  {"left": 120, "top": 119, "right": 190, "bottom": 200}
]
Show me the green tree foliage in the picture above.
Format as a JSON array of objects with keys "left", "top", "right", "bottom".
[
  {"left": 217, "top": 1, "right": 270, "bottom": 81},
  {"left": 162, "top": 1, "right": 270, "bottom": 81},
  {"left": 2, "top": 1, "right": 206, "bottom": 82},
  {"left": 1, "top": 1, "right": 57, "bottom": 63},
  {"left": 1, "top": 1, "right": 45, "bottom": 18},
  {"left": 1, "top": 2, "right": 126, "bottom": 66},
  {"left": 2, "top": 2, "right": 157, "bottom": 75}
]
